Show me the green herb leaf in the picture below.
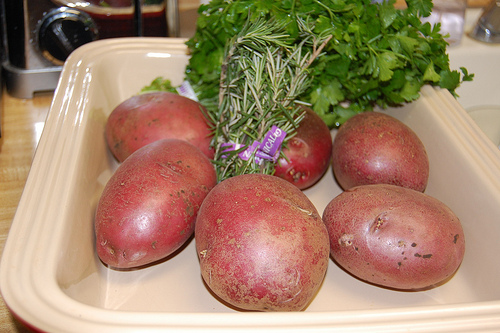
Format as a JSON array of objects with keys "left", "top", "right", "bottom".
[
  {"left": 405, "top": 0, "right": 434, "bottom": 17},
  {"left": 140, "top": 77, "right": 176, "bottom": 93},
  {"left": 379, "top": 2, "right": 398, "bottom": 28},
  {"left": 423, "top": 62, "right": 441, "bottom": 82},
  {"left": 377, "top": 51, "right": 401, "bottom": 81}
]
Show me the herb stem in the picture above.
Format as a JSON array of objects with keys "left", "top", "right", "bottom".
[{"left": 211, "top": 16, "right": 331, "bottom": 181}]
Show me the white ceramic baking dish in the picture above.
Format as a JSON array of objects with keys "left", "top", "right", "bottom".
[{"left": 2, "top": 38, "right": 500, "bottom": 332}]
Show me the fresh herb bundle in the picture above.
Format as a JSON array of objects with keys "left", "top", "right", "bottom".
[
  {"left": 185, "top": 0, "right": 473, "bottom": 128},
  {"left": 209, "top": 17, "right": 332, "bottom": 181}
]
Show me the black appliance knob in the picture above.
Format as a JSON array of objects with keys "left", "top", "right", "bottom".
[{"left": 38, "top": 7, "right": 98, "bottom": 65}]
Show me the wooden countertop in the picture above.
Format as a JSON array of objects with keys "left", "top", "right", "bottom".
[{"left": 0, "top": 90, "right": 53, "bottom": 332}]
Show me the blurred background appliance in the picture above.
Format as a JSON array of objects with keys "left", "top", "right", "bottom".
[{"left": 1, "top": 0, "right": 179, "bottom": 99}]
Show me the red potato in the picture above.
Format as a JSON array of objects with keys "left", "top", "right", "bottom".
[
  {"left": 323, "top": 184, "right": 465, "bottom": 290},
  {"left": 95, "top": 139, "right": 217, "bottom": 269},
  {"left": 105, "top": 91, "right": 214, "bottom": 162},
  {"left": 332, "top": 112, "right": 429, "bottom": 192},
  {"left": 195, "top": 174, "right": 330, "bottom": 311},
  {"left": 275, "top": 106, "right": 333, "bottom": 190}
]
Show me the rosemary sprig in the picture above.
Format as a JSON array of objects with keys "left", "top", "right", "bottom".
[{"left": 209, "top": 17, "right": 332, "bottom": 182}]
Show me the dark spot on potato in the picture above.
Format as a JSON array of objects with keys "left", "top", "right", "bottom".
[
  {"left": 414, "top": 253, "right": 432, "bottom": 259},
  {"left": 398, "top": 240, "right": 406, "bottom": 247},
  {"left": 398, "top": 262, "right": 402, "bottom": 269},
  {"left": 152, "top": 241, "right": 157, "bottom": 249},
  {"left": 291, "top": 170, "right": 308, "bottom": 182},
  {"left": 369, "top": 213, "right": 387, "bottom": 233},
  {"left": 185, "top": 204, "right": 194, "bottom": 217},
  {"left": 148, "top": 118, "right": 160, "bottom": 126},
  {"left": 338, "top": 233, "right": 354, "bottom": 247},
  {"left": 454, "top": 234, "right": 459, "bottom": 244},
  {"left": 411, "top": 242, "right": 417, "bottom": 247}
]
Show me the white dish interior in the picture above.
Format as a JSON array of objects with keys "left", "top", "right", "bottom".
[
  {"left": 447, "top": 8, "right": 500, "bottom": 149},
  {"left": 2, "top": 38, "right": 500, "bottom": 332}
]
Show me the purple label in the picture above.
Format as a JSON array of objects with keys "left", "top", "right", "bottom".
[
  {"left": 260, "top": 125, "right": 287, "bottom": 157},
  {"left": 220, "top": 142, "right": 243, "bottom": 159},
  {"left": 238, "top": 141, "right": 260, "bottom": 161},
  {"left": 255, "top": 148, "right": 281, "bottom": 163},
  {"left": 219, "top": 126, "right": 286, "bottom": 164}
]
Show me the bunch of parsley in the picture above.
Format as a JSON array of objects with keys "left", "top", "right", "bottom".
[{"left": 184, "top": 0, "right": 472, "bottom": 127}]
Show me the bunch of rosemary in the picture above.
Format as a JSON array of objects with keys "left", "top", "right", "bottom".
[{"left": 209, "top": 18, "right": 332, "bottom": 182}]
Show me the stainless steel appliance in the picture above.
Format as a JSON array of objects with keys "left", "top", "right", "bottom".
[{"left": 1, "top": 0, "right": 178, "bottom": 99}]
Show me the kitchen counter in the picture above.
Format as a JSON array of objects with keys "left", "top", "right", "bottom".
[{"left": 0, "top": 90, "right": 53, "bottom": 332}]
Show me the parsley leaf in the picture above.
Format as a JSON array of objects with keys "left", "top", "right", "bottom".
[{"left": 406, "top": 0, "right": 434, "bottom": 17}]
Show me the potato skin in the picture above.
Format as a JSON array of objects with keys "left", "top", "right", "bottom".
[
  {"left": 322, "top": 184, "right": 465, "bottom": 290},
  {"left": 195, "top": 174, "right": 330, "bottom": 311},
  {"left": 95, "top": 139, "right": 217, "bottom": 269},
  {"left": 332, "top": 112, "right": 429, "bottom": 192},
  {"left": 275, "top": 106, "right": 333, "bottom": 190},
  {"left": 105, "top": 91, "right": 214, "bottom": 162}
]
